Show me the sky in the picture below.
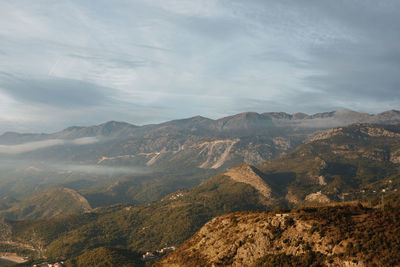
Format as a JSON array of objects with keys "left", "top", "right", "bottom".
[{"left": 0, "top": 0, "right": 399, "bottom": 133}]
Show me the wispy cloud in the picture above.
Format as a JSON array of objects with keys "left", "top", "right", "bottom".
[
  {"left": 56, "top": 164, "right": 146, "bottom": 175},
  {"left": 0, "top": 0, "right": 399, "bottom": 132}
]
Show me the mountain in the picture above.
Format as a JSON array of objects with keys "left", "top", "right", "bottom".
[
  {"left": 53, "top": 121, "right": 139, "bottom": 140},
  {"left": 1, "top": 109, "right": 399, "bottom": 210},
  {"left": 255, "top": 123, "right": 400, "bottom": 206},
  {"left": 160, "top": 200, "right": 400, "bottom": 266},
  {"left": 0, "top": 122, "right": 399, "bottom": 265},
  {"left": 0, "top": 121, "right": 138, "bottom": 145}
]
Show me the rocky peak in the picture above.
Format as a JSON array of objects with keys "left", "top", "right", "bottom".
[
  {"left": 292, "top": 112, "right": 309, "bottom": 120},
  {"left": 262, "top": 112, "right": 292, "bottom": 120},
  {"left": 224, "top": 164, "right": 272, "bottom": 198},
  {"left": 374, "top": 109, "right": 400, "bottom": 121}
]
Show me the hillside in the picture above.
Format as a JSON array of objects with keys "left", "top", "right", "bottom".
[
  {"left": 0, "top": 188, "right": 91, "bottom": 220},
  {"left": 256, "top": 123, "right": 400, "bottom": 206},
  {"left": 224, "top": 164, "right": 273, "bottom": 200},
  {"left": 160, "top": 200, "right": 400, "bottom": 266},
  {"left": 0, "top": 171, "right": 272, "bottom": 261},
  {"left": 65, "top": 247, "right": 142, "bottom": 267}
]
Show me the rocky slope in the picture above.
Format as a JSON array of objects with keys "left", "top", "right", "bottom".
[
  {"left": 256, "top": 123, "right": 400, "bottom": 206},
  {"left": 160, "top": 202, "right": 400, "bottom": 267},
  {"left": 224, "top": 164, "right": 272, "bottom": 199}
]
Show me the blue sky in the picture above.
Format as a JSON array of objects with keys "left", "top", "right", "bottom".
[{"left": 0, "top": 0, "right": 399, "bottom": 133}]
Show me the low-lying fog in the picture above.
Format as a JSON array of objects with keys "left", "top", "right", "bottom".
[{"left": 0, "top": 137, "right": 100, "bottom": 154}]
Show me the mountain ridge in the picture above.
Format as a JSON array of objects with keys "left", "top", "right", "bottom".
[
  {"left": 1, "top": 110, "right": 400, "bottom": 211},
  {"left": 2, "top": 109, "right": 400, "bottom": 139},
  {"left": 0, "top": 187, "right": 91, "bottom": 220}
]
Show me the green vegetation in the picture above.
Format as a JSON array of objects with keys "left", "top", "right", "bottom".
[
  {"left": 0, "top": 188, "right": 91, "bottom": 220},
  {"left": 0, "top": 258, "right": 15, "bottom": 267},
  {"left": 0, "top": 243, "right": 35, "bottom": 259},
  {"left": 65, "top": 247, "right": 142, "bottom": 267},
  {"left": 82, "top": 168, "right": 219, "bottom": 207},
  {"left": 4, "top": 175, "right": 266, "bottom": 261}
]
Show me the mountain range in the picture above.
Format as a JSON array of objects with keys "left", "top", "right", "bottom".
[
  {"left": 0, "top": 119, "right": 399, "bottom": 266},
  {"left": 0, "top": 110, "right": 400, "bottom": 266},
  {"left": 0, "top": 109, "right": 400, "bottom": 211}
]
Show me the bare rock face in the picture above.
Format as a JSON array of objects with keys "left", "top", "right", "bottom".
[
  {"left": 198, "top": 139, "right": 240, "bottom": 169},
  {"left": 224, "top": 164, "right": 272, "bottom": 199},
  {"left": 272, "top": 137, "right": 291, "bottom": 151},
  {"left": 305, "top": 191, "right": 331, "bottom": 204},
  {"left": 360, "top": 127, "right": 400, "bottom": 138},
  {"left": 307, "top": 128, "right": 344, "bottom": 142}
]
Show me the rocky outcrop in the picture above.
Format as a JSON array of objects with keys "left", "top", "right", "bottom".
[
  {"left": 272, "top": 137, "right": 291, "bottom": 151},
  {"left": 307, "top": 124, "right": 400, "bottom": 143},
  {"left": 305, "top": 191, "right": 331, "bottom": 204},
  {"left": 360, "top": 127, "right": 400, "bottom": 138},
  {"left": 306, "top": 128, "right": 345, "bottom": 142},
  {"left": 224, "top": 164, "right": 272, "bottom": 198}
]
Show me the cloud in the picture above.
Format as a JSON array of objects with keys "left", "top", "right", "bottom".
[
  {"left": 0, "top": 0, "right": 399, "bottom": 132},
  {"left": 55, "top": 164, "right": 145, "bottom": 175},
  {"left": 0, "top": 74, "right": 112, "bottom": 107},
  {"left": 0, "top": 137, "right": 99, "bottom": 154},
  {"left": 0, "top": 159, "right": 146, "bottom": 176}
]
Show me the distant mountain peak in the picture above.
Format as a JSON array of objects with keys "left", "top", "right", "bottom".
[
  {"left": 262, "top": 112, "right": 292, "bottom": 120},
  {"left": 233, "top": 112, "right": 270, "bottom": 120},
  {"left": 292, "top": 112, "right": 309, "bottom": 120},
  {"left": 190, "top": 115, "right": 212, "bottom": 120},
  {"left": 99, "top": 120, "right": 137, "bottom": 128},
  {"left": 376, "top": 109, "right": 400, "bottom": 119}
]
